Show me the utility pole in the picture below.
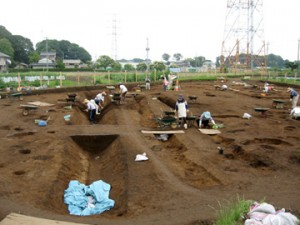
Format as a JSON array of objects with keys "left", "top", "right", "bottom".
[
  {"left": 297, "top": 39, "right": 300, "bottom": 76},
  {"left": 146, "top": 38, "right": 150, "bottom": 77},
  {"left": 46, "top": 37, "right": 49, "bottom": 72}
]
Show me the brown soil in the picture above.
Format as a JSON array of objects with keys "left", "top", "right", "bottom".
[{"left": 0, "top": 79, "right": 299, "bottom": 225}]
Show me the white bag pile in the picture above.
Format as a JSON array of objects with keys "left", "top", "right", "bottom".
[{"left": 245, "top": 202, "right": 299, "bottom": 225}]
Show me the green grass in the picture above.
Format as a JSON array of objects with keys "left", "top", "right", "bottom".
[
  {"left": 1, "top": 71, "right": 299, "bottom": 89},
  {"left": 214, "top": 197, "right": 253, "bottom": 225}
]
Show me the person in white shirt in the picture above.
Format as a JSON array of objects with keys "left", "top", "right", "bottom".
[
  {"left": 290, "top": 107, "right": 300, "bottom": 119},
  {"left": 95, "top": 91, "right": 106, "bottom": 113},
  {"left": 84, "top": 99, "right": 96, "bottom": 124},
  {"left": 198, "top": 111, "right": 216, "bottom": 128},
  {"left": 145, "top": 77, "right": 151, "bottom": 90},
  {"left": 175, "top": 95, "right": 189, "bottom": 129},
  {"left": 119, "top": 84, "right": 128, "bottom": 102}
]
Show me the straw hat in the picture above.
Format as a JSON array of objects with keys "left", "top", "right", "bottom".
[
  {"left": 287, "top": 87, "right": 293, "bottom": 92},
  {"left": 102, "top": 91, "right": 107, "bottom": 95},
  {"left": 83, "top": 99, "right": 89, "bottom": 104}
]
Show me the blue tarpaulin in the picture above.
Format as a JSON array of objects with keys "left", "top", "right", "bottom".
[{"left": 64, "top": 180, "right": 115, "bottom": 216}]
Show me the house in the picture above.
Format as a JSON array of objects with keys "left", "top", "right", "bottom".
[
  {"left": 0, "top": 52, "right": 11, "bottom": 72},
  {"left": 15, "top": 63, "right": 28, "bottom": 69},
  {"left": 30, "top": 58, "right": 56, "bottom": 69},
  {"left": 30, "top": 52, "right": 57, "bottom": 69},
  {"left": 40, "top": 52, "right": 56, "bottom": 61},
  {"left": 63, "top": 59, "right": 81, "bottom": 68}
]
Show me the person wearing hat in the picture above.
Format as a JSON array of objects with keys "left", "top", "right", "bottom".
[
  {"left": 198, "top": 111, "right": 216, "bottom": 128},
  {"left": 287, "top": 87, "right": 299, "bottom": 109},
  {"left": 83, "top": 99, "right": 96, "bottom": 124},
  {"left": 175, "top": 95, "right": 189, "bottom": 129},
  {"left": 95, "top": 91, "right": 106, "bottom": 113}
]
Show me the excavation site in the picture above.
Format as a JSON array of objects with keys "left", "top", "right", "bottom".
[{"left": 0, "top": 79, "right": 299, "bottom": 225}]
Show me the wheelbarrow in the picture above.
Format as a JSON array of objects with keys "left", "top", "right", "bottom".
[
  {"left": 254, "top": 107, "right": 269, "bottom": 117},
  {"left": 155, "top": 116, "right": 177, "bottom": 129},
  {"left": 20, "top": 104, "right": 39, "bottom": 116},
  {"left": 9, "top": 92, "right": 23, "bottom": 101},
  {"left": 272, "top": 99, "right": 286, "bottom": 109},
  {"left": 111, "top": 93, "right": 121, "bottom": 104},
  {"left": 188, "top": 95, "right": 197, "bottom": 103},
  {"left": 164, "top": 111, "right": 175, "bottom": 116}
]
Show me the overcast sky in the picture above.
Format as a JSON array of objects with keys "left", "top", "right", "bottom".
[{"left": 1, "top": 0, "right": 300, "bottom": 62}]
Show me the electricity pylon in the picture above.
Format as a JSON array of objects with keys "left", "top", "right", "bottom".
[{"left": 220, "top": 0, "right": 267, "bottom": 73}]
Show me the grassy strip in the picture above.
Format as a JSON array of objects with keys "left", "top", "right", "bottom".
[{"left": 214, "top": 197, "right": 252, "bottom": 225}]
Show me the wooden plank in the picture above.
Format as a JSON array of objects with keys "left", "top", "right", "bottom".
[
  {"left": 199, "top": 129, "right": 221, "bottom": 135},
  {"left": 141, "top": 130, "right": 185, "bottom": 134},
  {"left": 0, "top": 213, "right": 91, "bottom": 225},
  {"left": 20, "top": 104, "right": 38, "bottom": 109},
  {"left": 28, "top": 101, "right": 55, "bottom": 107}
]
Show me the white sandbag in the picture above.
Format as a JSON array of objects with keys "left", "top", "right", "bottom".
[
  {"left": 277, "top": 212, "right": 300, "bottom": 225},
  {"left": 249, "top": 202, "right": 276, "bottom": 215},
  {"left": 245, "top": 219, "right": 264, "bottom": 225},
  {"left": 135, "top": 153, "right": 148, "bottom": 161},
  {"left": 243, "top": 113, "right": 252, "bottom": 119}
]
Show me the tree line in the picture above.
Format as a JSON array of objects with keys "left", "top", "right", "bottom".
[{"left": 0, "top": 25, "right": 298, "bottom": 72}]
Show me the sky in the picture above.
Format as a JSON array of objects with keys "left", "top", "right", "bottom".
[{"left": 1, "top": 0, "right": 300, "bottom": 63}]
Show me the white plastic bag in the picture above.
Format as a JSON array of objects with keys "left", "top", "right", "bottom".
[{"left": 135, "top": 153, "right": 148, "bottom": 162}]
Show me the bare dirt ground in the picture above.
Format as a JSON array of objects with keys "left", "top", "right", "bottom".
[{"left": 0, "top": 79, "right": 299, "bottom": 225}]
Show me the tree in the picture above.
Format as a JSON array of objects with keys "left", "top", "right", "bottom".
[
  {"left": 152, "top": 61, "right": 166, "bottom": 71},
  {"left": 124, "top": 64, "right": 135, "bottom": 71},
  {"left": 113, "top": 61, "right": 122, "bottom": 71},
  {"left": 0, "top": 26, "right": 12, "bottom": 40},
  {"left": 173, "top": 53, "right": 183, "bottom": 61},
  {"left": 56, "top": 59, "right": 65, "bottom": 70},
  {"left": 10, "top": 35, "right": 34, "bottom": 64},
  {"left": 36, "top": 39, "right": 92, "bottom": 63},
  {"left": 136, "top": 62, "right": 147, "bottom": 71},
  {"left": 28, "top": 51, "right": 40, "bottom": 63},
  {"left": 95, "top": 55, "right": 115, "bottom": 70},
  {"left": 162, "top": 53, "right": 170, "bottom": 62},
  {"left": 193, "top": 56, "right": 206, "bottom": 67},
  {"left": 0, "top": 38, "right": 14, "bottom": 58},
  {"left": 285, "top": 61, "right": 299, "bottom": 71},
  {"left": 267, "top": 54, "right": 285, "bottom": 68}
]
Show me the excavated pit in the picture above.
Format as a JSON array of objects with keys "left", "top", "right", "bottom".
[{"left": 67, "top": 134, "right": 128, "bottom": 216}]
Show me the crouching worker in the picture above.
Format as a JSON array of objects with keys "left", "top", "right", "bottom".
[
  {"left": 95, "top": 91, "right": 106, "bottom": 114},
  {"left": 175, "top": 95, "right": 189, "bottom": 129},
  {"left": 83, "top": 99, "right": 96, "bottom": 124},
  {"left": 197, "top": 111, "right": 216, "bottom": 128},
  {"left": 287, "top": 87, "right": 299, "bottom": 109},
  {"left": 119, "top": 84, "right": 128, "bottom": 102}
]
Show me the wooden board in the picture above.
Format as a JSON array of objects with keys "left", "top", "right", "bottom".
[
  {"left": 141, "top": 130, "right": 185, "bottom": 134},
  {"left": 0, "top": 213, "right": 91, "bottom": 225},
  {"left": 28, "top": 101, "right": 55, "bottom": 106},
  {"left": 199, "top": 129, "right": 221, "bottom": 135},
  {"left": 106, "top": 86, "right": 115, "bottom": 90},
  {"left": 20, "top": 104, "right": 38, "bottom": 109}
]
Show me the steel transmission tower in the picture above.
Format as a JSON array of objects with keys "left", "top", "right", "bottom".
[
  {"left": 111, "top": 14, "right": 119, "bottom": 61},
  {"left": 220, "top": 0, "right": 266, "bottom": 73}
]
